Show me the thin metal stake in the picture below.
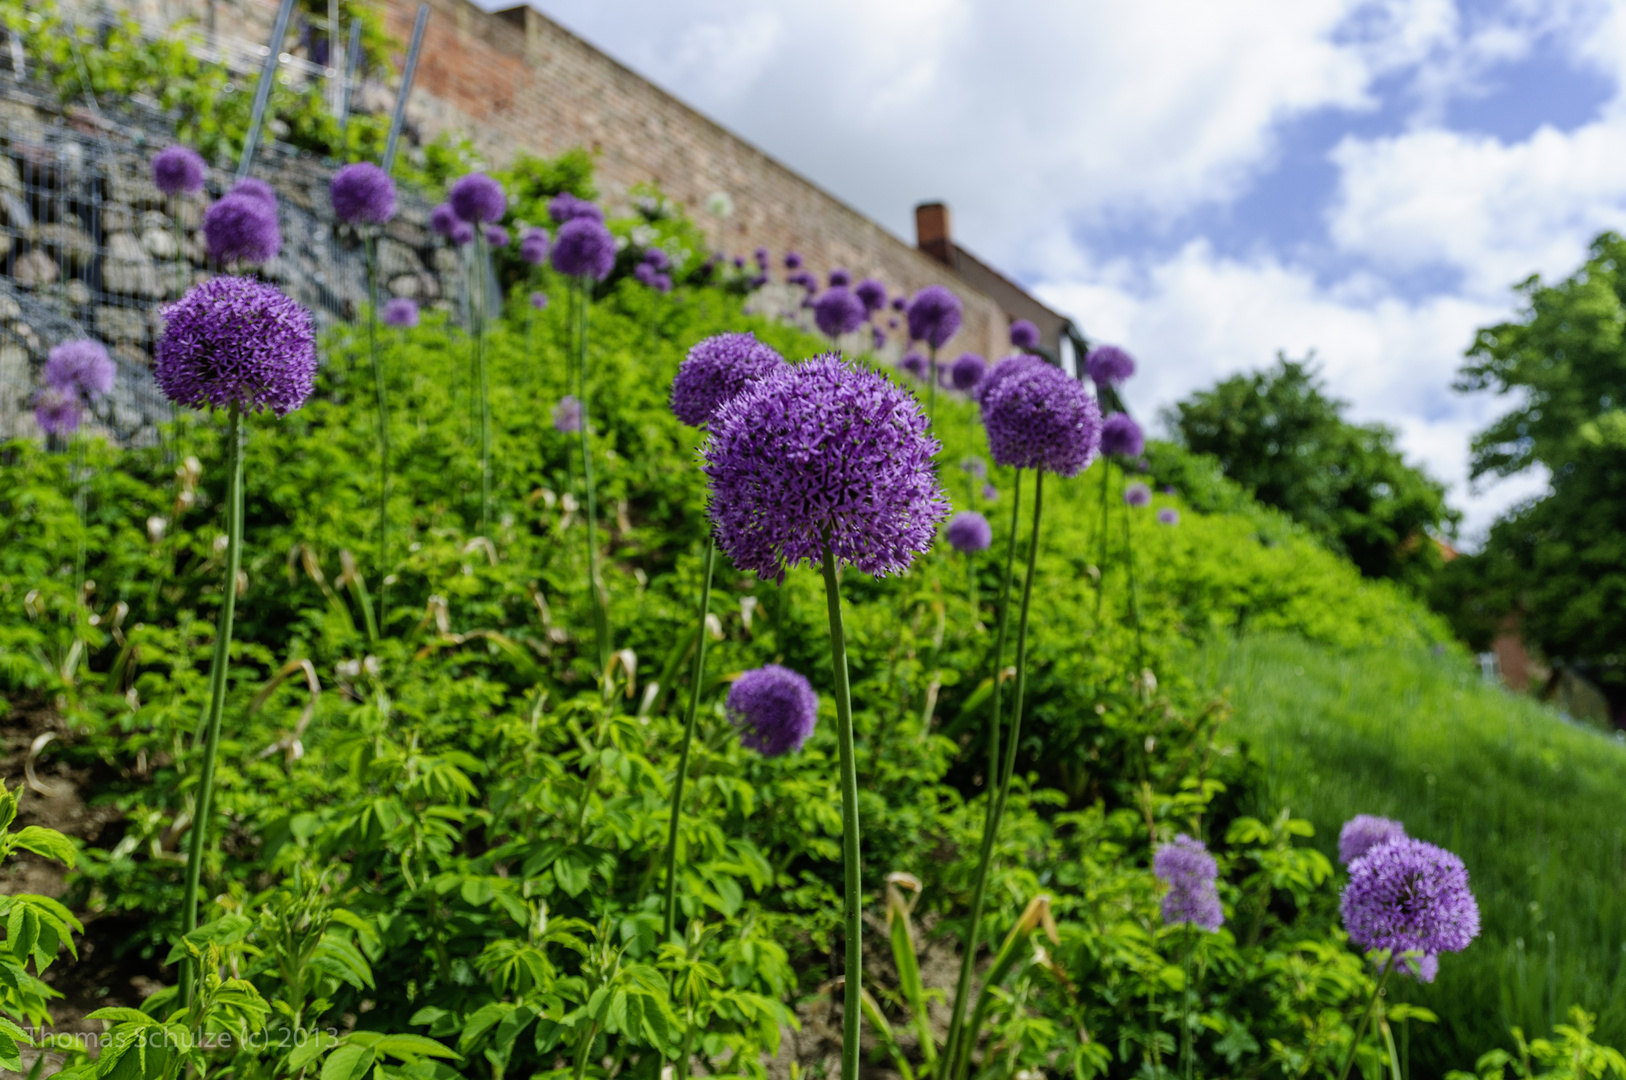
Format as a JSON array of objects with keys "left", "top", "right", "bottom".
[
  {"left": 383, "top": 4, "right": 429, "bottom": 177},
  {"left": 236, "top": 0, "right": 298, "bottom": 181},
  {"left": 337, "top": 19, "right": 363, "bottom": 157}
]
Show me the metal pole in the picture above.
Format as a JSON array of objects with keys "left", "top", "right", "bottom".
[
  {"left": 236, "top": 0, "right": 298, "bottom": 181},
  {"left": 337, "top": 19, "right": 363, "bottom": 159},
  {"left": 382, "top": 4, "right": 428, "bottom": 177}
]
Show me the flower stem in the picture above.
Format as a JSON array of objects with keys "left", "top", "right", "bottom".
[
  {"left": 180, "top": 403, "right": 244, "bottom": 1007},
  {"left": 1182, "top": 924, "right": 1195, "bottom": 1080},
  {"left": 1093, "top": 458, "right": 1111, "bottom": 628},
  {"left": 475, "top": 233, "right": 492, "bottom": 540},
  {"left": 1337, "top": 960, "right": 1395, "bottom": 1080},
  {"left": 819, "top": 541, "right": 862, "bottom": 1080},
  {"left": 1123, "top": 487, "right": 1144, "bottom": 675},
  {"left": 365, "top": 235, "right": 391, "bottom": 626},
  {"left": 928, "top": 344, "right": 938, "bottom": 424},
  {"left": 662, "top": 538, "right": 715, "bottom": 941},
  {"left": 577, "top": 277, "right": 609, "bottom": 675}
]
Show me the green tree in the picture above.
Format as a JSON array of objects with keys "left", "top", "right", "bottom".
[{"left": 1164, "top": 355, "right": 1458, "bottom": 591}]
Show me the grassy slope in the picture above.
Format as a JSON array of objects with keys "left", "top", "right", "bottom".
[{"left": 1193, "top": 634, "right": 1626, "bottom": 1071}]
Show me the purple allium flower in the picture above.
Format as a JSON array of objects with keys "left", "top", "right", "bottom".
[
  {"left": 855, "top": 278, "right": 887, "bottom": 313},
  {"left": 430, "top": 203, "right": 458, "bottom": 237},
  {"left": 553, "top": 394, "right": 583, "bottom": 433},
  {"left": 155, "top": 276, "right": 316, "bottom": 417},
  {"left": 381, "top": 297, "right": 419, "bottom": 328},
  {"left": 727, "top": 664, "right": 818, "bottom": 757},
  {"left": 33, "top": 389, "right": 81, "bottom": 436},
  {"left": 982, "top": 483, "right": 999, "bottom": 502},
  {"left": 946, "top": 511, "right": 992, "bottom": 553},
  {"left": 634, "top": 262, "right": 660, "bottom": 288},
  {"left": 449, "top": 172, "right": 505, "bottom": 224},
  {"left": 828, "top": 267, "right": 851, "bottom": 288},
  {"left": 703, "top": 355, "right": 950, "bottom": 581},
  {"left": 450, "top": 221, "right": 475, "bottom": 247},
  {"left": 872, "top": 326, "right": 887, "bottom": 350},
  {"left": 329, "top": 162, "right": 396, "bottom": 225},
  {"left": 981, "top": 357, "right": 1102, "bottom": 478},
  {"left": 961, "top": 455, "right": 987, "bottom": 479},
  {"left": 900, "top": 350, "right": 929, "bottom": 379},
  {"left": 1124, "top": 482, "right": 1151, "bottom": 507},
  {"left": 229, "top": 177, "right": 278, "bottom": 208},
  {"left": 813, "top": 286, "right": 866, "bottom": 339},
  {"left": 1397, "top": 953, "right": 1440, "bottom": 983},
  {"left": 671, "top": 332, "right": 788, "bottom": 428},
  {"left": 549, "top": 192, "right": 602, "bottom": 224},
  {"left": 1154, "top": 834, "right": 1224, "bottom": 931},
  {"left": 949, "top": 352, "right": 987, "bottom": 391},
  {"left": 733, "top": 255, "right": 746, "bottom": 269},
  {"left": 653, "top": 273, "right": 673, "bottom": 293},
  {"left": 1157, "top": 507, "right": 1180, "bottom": 526},
  {"left": 530, "top": 291, "right": 549, "bottom": 310},
  {"left": 750, "top": 273, "right": 768, "bottom": 289},
  {"left": 203, "top": 193, "right": 280, "bottom": 264},
  {"left": 643, "top": 247, "right": 671, "bottom": 272},
  {"left": 152, "top": 145, "right": 205, "bottom": 196},
  {"left": 906, "top": 285, "right": 962, "bottom": 349},
  {"left": 520, "top": 227, "right": 551, "bottom": 266},
  {"left": 1099, "top": 412, "right": 1145, "bottom": 458},
  {"left": 551, "top": 217, "right": 616, "bottom": 280},
  {"left": 1340, "top": 815, "right": 1407, "bottom": 867},
  {"left": 753, "top": 246, "right": 770, "bottom": 269},
  {"left": 891, "top": 296, "right": 906, "bottom": 312},
  {"left": 888, "top": 317, "right": 899, "bottom": 330},
  {"left": 45, "top": 339, "right": 115, "bottom": 401},
  {"left": 974, "top": 355, "right": 1028, "bottom": 406},
  {"left": 484, "top": 224, "right": 510, "bottom": 247},
  {"left": 1010, "top": 319, "right": 1041, "bottom": 350},
  {"left": 1341, "top": 837, "right": 1480, "bottom": 959},
  {"left": 1085, "top": 344, "right": 1136, "bottom": 387},
  {"left": 784, "top": 251, "right": 802, "bottom": 270}
]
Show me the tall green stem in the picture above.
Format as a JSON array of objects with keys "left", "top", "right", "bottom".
[
  {"left": 662, "top": 539, "right": 716, "bottom": 941},
  {"left": 365, "top": 235, "right": 391, "bottom": 625},
  {"left": 180, "top": 404, "right": 244, "bottom": 1006},
  {"left": 576, "top": 277, "right": 609, "bottom": 674},
  {"left": 819, "top": 542, "right": 862, "bottom": 1080},
  {"left": 1181, "top": 925, "right": 1195, "bottom": 1080},
  {"left": 474, "top": 234, "right": 492, "bottom": 539},
  {"left": 1337, "top": 960, "right": 1395, "bottom": 1080},
  {"left": 1123, "top": 491, "right": 1145, "bottom": 675},
  {"left": 944, "top": 470, "right": 1022, "bottom": 1077},
  {"left": 1093, "top": 458, "right": 1111, "bottom": 627},
  {"left": 928, "top": 344, "right": 938, "bottom": 424}
]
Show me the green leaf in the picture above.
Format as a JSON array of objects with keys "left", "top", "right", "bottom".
[
  {"left": 12, "top": 826, "right": 76, "bottom": 867},
  {"left": 369, "top": 1034, "right": 461, "bottom": 1062},
  {"left": 320, "top": 1043, "right": 376, "bottom": 1080},
  {"left": 0, "top": 1032, "right": 21, "bottom": 1074},
  {"left": 553, "top": 851, "right": 591, "bottom": 897}
]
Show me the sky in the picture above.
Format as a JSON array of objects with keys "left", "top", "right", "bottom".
[{"left": 511, "top": 0, "right": 1626, "bottom": 541}]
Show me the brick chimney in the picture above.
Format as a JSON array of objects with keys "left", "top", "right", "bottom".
[{"left": 915, "top": 202, "right": 955, "bottom": 268}]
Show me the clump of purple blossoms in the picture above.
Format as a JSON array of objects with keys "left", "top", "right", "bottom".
[
  {"left": 1154, "top": 834, "right": 1224, "bottom": 931},
  {"left": 891, "top": 296, "right": 906, "bottom": 312},
  {"left": 980, "top": 357, "right": 1102, "bottom": 477},
  {"left": 549, "top": 192, "right": 603, "bottom": 224},
  {"left": 945, "top": 511, "right": 992, "bottom": 553},
  {"left": 856, "top": 278, "right": 886, "bottom": 313},
  {"left": 633, "top": 262, "right": 673, "bottom": 292},
  {"left": 703, "top": 355, "right": 950, "bottom": 581},
  {"left": 1124, "top": 482, "right": 1151, "bottom": 507},
  {"left": 449, "top": 173, "right": 506, "bottom": 224},
  {"left": 900, "top": 350, "right": 929, "bottom": 380},
  {"left": 973, "top": 355, "right": 1027, "bottom": 406},
  {"left": 329, "top": 162, "right": 396, "bottom": 224},
  {"left": 733, "top": 256, "right": 746, "bottom": 269},
  {"left": 784, "top": 251, "right": 802, "bottom": 270},
  {"left": 1100, "top": 412, "right": 1145, "bottom": 457},
  {"left": 154, "top": 276, "right": 316, "bottom": 417},
  {"left": 813, "top": 286, "right": 866, "bottom": 338},
  {"left": 553, "top": 395, "right": 584, "bottom": 433},
  {"left": 982, "top": 483, "right": 999, "bottom": 502},
  {"left": 828, "top": 267, "right": 851, "bottom": 288},
  {"left": 229, "top": 177, "right": 278, "bottom": 208},
  {"left": 1341, "top": 837, "right": 1480, "bottom": 961},
  {"left": 450, "top": 221, "right": 475, "bottom": 247},
  {"left": 381, "top": 298, "right": 419, "bottom": 328},
  {"left": 949, "top": 352, "right": 986, "bottom": 391},
  {"left": 671, "top": 332, "right": 787, "bottom": 427},
  {"left": 727, "top": 664, "right": 818, "bottom": 757},
  {"left": 520, "top": 228, "right": 551, "bottom": 266},
  {"left": 204, "top": 193, "right": 280, "bottom": 264},
  {"left": 1010, "top": 319, "right": 1040, "bottom": 350},
  {"left": 45, "top": 340, "right": 115, "bottom": 401},
  {"left": 644, "top": 247, "right": 672, "bottom": 272},
  {"left": 552, "top": 218, "right": 616, "bottom": 280},
  {"left": 1340, "top": 815, "right": 1407, "bottom": 867},
  {"left": 34, "top": 389, "right": 80, "bottom": 436},
  {"left": 152, "top": 145, "right": 206, "bottom": 196},
  {"left": 430, "top": 204, "right": 457, "bottom": 238},
  {"left": 872, "top": 327, "right": 887, "bottom": 350},
  {"left": 906, "top": 284, "right": 963, "bottom": 348},
  {"left": 485, "top": 224, "right": 510, "bottom": 248},
  {"left": 1157, "top": 507, "right": 1180, "bottom": 526},
  {"left": 530, "top": 291, "right": 549, "bottom": 310},
  {"left": 1086, "top": 345, "right": 1136, "bottom": 387}
]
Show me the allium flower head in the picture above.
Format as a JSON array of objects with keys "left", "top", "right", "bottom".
[
  {"left": 329, "top": 162, "right": 396, "bottom": 224},
  {"left": 1010, "top": 319, "right": 1040, "bottom": 350},
  {"left": 973, "top": 355, "right": 1027, "bottom": 406},
  {"left": 33, "top": 389, "right": 81, "bottom": 436},
  {"left": 643, "top": 247, "right": 672, "bottom": 272},
  {"left": 530, "top": 291, "right": 549, "bottom": 310},
  {"left": 891, "top": 296, "right": 906, "bottom": 312},
  {"left": 519, "top": 227, "right": 551, "bottom": 266},
  {"left": 733, "top": 256, "right": 746, "bottom": 269},
  {"left": 152, "top": 145, "right": 205, "bottom": 196},
  {"left": 856, "top": 278, "right": 887, "bottom": 313},
  {"left": 946, "top": 511, "right": 992, "bottom": 553},
  {"left": 982, "top": 483, "right": 998, "bottom": 502},
  {"left": 229, "top": 177, "right": 278, "bottom": 208},
  {"left": 960, "top": 456, "right": 987, "bottom": 478},
  {"left": 154, "top": 276, "right": 316, "bottom": 417},
  {"left": 430, "top": 203, "right": 457, "bottom": 237},
  {"left": 553, "top": 395, "right": 584, "bottom": 433},
  {"left": 980, "top": 357, "right": 1102, "bottom": 477},
  {"left": 906, "top": 284, "right": 963, "bottom": 348},
  {"left": 45, "top": 339, "right": 115, "bottom": 401},
  {"left": 727, "top": 664, "right": 818, "bottom": 757},
  {"left": 549, "top": 192, "right": 602, "bottom": 224},
  {"left": 1157, "top": 507, "right": 1180, "bottom": 526},
  {"left": 949, "top": 352, "right": 987, "bottom": 391},
  {"left": 900, "top": 350, "right": 929, "bottom": 380},
  {"left": 204, "top": 193, "right": 280, "bottom": 264},
  {"left": 814, "top": 286, "right": 866, "bottom": 338},
  {"left": 872, "top": 326, "right": 887, "bottom": 350},
  {"left": 633, "top": 262, "right": 660, "bottom": 288},
  {"left": 1341, "top": 837, "right": 1481, "bottom": 959},
  {"left": 551, "top": 217, "right": 616, "bottom": 280},
  {"left": 828, "top": 267, "right": 851, "bottom": 288},
  {"left": 1398, "top": 953, "right": 1440, "bottom": 983},
  {"left": 703, "top": 355, "right": 950, "bottom": 581},
  {"left": 1340, "top": 815, "right": 1407, "bottom": 866},
  {"left": 1086, "top": 344, "right": 1136, "bottom": 387},
  {"left": 1124, "top": 482, "right": 1151, "bottom": 507},
  {"left": 381, "top": 297, "right": 419, "bottom": 328},
  {"left": 449, "top": 172, "right": 505, "bottom": 224},
  {"left": 450, "top": 221, "right": 475, "bottom": 246},
  {"left": 1099, "top": 412, "right": 1145, "bottom": 457},
  {"left": 671, "top": 332, "right": 788, "bottom": 428},
  {"left": 784, "top": 251, "right": 802, "bottom": 270},
  {"left": 1154, "top": 834, "right": 1224, "bottom": 931},
  {"left": 485, "top": 224, "right": 510, "bottom": 247}
]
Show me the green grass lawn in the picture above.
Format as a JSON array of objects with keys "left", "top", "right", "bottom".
[{"left": 1193, "top": 634, "right": 1626, "bottom": 1073}]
